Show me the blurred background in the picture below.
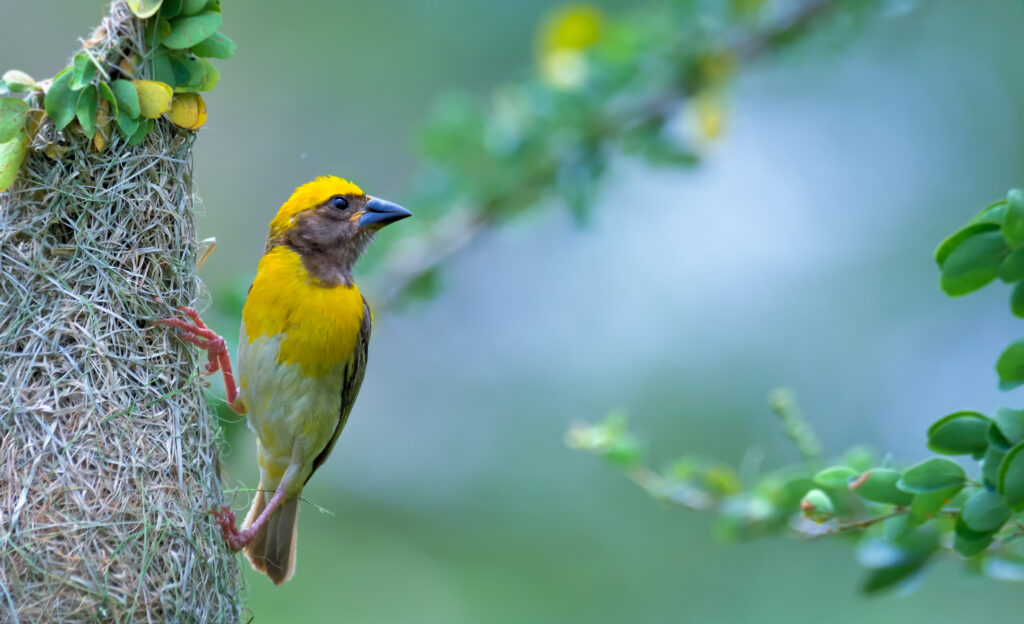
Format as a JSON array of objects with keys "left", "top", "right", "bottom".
[{"left": 5, "top": 0, "right": 1024, "bottom": 621}]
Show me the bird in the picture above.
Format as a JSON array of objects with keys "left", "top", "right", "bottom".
[{"left": 157, "top": 176, "right": 411, "bottom": 584}]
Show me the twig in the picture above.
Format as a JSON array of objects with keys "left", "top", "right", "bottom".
[{"left": 375, "top": 0, "right": 843, "bottom": 308}]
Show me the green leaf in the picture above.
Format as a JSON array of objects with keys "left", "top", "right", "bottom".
[
  {"left": 971, "top": 199, "right": 1008, "bottom": 226},
  {"left": 983, "top": 446, "right": 1007, "bottom": 489},
  {"left": 926, "top": 411, "right": 990, "bottom": 455},
  {"left": 162, "top": 11, "right": 222, "bottom": 49},
  {"left": 897, "top": 458, "right": 966, "bottom": 493},
  {"left": 169, "top": 54, "right": 205, "bottom": 88},
  {"left": 191, "top": 30, "right": 236, "bottom": 59},
  {"left": 127, "top": 0, "right": 164, "bottom": 18},
  {"left": 98, "top": 81, "right": 118, "bottom": 116},
  {"left": 75, "top": 85, "right": 98, "bottom": 139},
  {"left": 861, "top": 561, "right": 927, "bottom": 594},
  {"left": 1005, "top": 189, "right": 1024, "bottom": 245},
  {"left": 109, "top": 80, "right": 140, "bottom": 119},
  {"left": 953, "top": 517, "right": 995, "bottom": 558},
  {"left": 852, "top": 469, "right": 913, "bottom": 506},
  {"left": 151, "top": 53, "right": 177, "bottom": 87},
  {"left": 174, "top": 58, "right": 219, "bottom": 93},
  {"left": 998, "top": 441, "right": 1024, "bottom": 510},
  {"left": 127, "top": 117, "right": 152, "bottom": 146},
  {"left": 180, "top": 0, "right": 209, "bottom": 16},
  {"left": 1000, "top": 247, "right": 1024, "bottom": 282},
  {"left": 2, "top": 70, "right": 37, "bottom": 93},
  {"left": 908, "top": 485, "right": 962, "bottom": 526},
  {"left": 962, "top": 488, "right": 1011, "bottom": 533},
  {"left": 939, "top": 230, "right": 1010, "bottom": 297},
  {"left": 882, "top": 514, "right": 914, "bottom": 541},
  {"left": 997, "top": 340, "right": 1024, "bottom": 390},
  {"left": 813, "top": 466, "right": 857, "bottom": 489},
  {"left": 0, "top": 130, "right": 28, "bottom": 192},
  {"left": 44, "top": 67, "right": 77, "bottom": 131},
  {"left": 994, "top": 408, "right": 1024, "bottom": 445},
  {"left": 1012, "top": 281, "right": 1024, "bottom": 319},
  {"left": 70, "top": 53, "right": 97, "bottom": 91},
  {"left": 116, "top": 110, "right": 139, "bottom": 138},
  {"left": 800, "top": 488, "right": 834, "bottom": 523},
  {"left": 160, "top": 0, "right": 183, "bottom": 18},
  {"left": 0, "top": 98, "right": 28, "bottom": 143},
  {"left": 935, "top": 222, "right": 1000, "bottom": 266}
]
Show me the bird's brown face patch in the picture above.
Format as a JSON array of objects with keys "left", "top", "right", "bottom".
[{"left": 272, "top": 194, "right": 376, "bottom": 287}]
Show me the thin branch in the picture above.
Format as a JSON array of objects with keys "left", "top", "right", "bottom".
[{"left": 375, "top": 0, "right": 843, "bottom": 308}]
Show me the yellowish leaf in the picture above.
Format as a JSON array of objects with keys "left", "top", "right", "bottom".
[
  {"left": 118, "top": 54, "right": 138, "bottom": 78},
  {"left": 2, "top": 70, "right": 37, "bottom": 92},
  {"left": 166, "top": 92, "right": 207, "bottom": 130},
  {"left": 93, "top": 99, "right": 112, "bottom": 152},
  {"left": 537, "top": 5, "right": 604, "bottom": 56},
  {"left": 0, "top": 130, "right": 28, "bottom": 192},
  {"left": 127, "top": 0, "right": 164, "bottom": 19},
  {"left": 132, "top": 80, "right": 173, "bottom": 118}
]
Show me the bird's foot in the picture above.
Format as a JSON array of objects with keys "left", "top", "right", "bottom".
[
  {"left": 156, "top": 306, "right": 245, "bottom": 413},
  {"left": 156, "top": 306, "right": 227, "bottom": 375},
  {"left": 209, "top": 505, "right": 252, "bottom": 552}
]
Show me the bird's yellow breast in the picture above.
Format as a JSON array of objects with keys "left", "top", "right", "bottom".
[{"left": 242, "top": 246, "right": 365, "bottom": 378}]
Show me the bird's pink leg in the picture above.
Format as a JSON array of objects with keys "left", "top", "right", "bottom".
[
  {"left": 156, "top": 306, "right": 245, "bottom": 414},
  {"left": 211, "top": 478, "right": 291, "bottom": 551}
]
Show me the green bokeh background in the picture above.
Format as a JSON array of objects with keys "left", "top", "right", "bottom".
[{"left": 5, "top": 1, "right": 1024, "bottom": 621}]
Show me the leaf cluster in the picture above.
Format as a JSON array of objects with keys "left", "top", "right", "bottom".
[
  {"left": 568, "top": 188, "right": 1024, "bottom": 594},
  {"left": 0, "top": 0, "right": 233, "bottom": 191}
]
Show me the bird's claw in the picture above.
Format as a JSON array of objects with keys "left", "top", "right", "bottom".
[
  {"left": 156, "top": 307, "right": 228, "bottom": 375},
  {"left": 209, "top": 505, "right": 247, "bottom": 551}
]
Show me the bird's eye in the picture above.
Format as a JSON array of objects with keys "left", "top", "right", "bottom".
[{"left": 329, "top": 196, "right": 349, "bottom": 211}]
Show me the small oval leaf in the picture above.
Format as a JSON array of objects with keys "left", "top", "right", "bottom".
[
  {"left": 127, "top": 0, "right": 164, "bottom": 18},
  {"left": 0, "top": 130, "right": 28, "bottom": 191},
  {"left": 160, "top": 0, "right": 183, "bottom": 18},
  {"left": 897, "top": 458, "right": 966, "bottom": 493},
  {"left": 70, "top": 53, "right": 97, "bottom": 91},
  {"left": 994, "top": 407, "right": 1024, "bottom": 445},
  {"left": 983, "top": 445, "right": 1007, "bottom": 489},
  {"left": 132, "top": 80, "right": 173, "bottom": 118},
  {"left": 162, "top": 11, "right": 222, "bottom": 49},
  {"left": 813, "top": 466, "right": 858, "bottom": 489},
  {"left": 940, "top": 230, "right": 1010, "bottom": 297},
  {"left": 167, "top": 92, "right": 207, "bottom": 129},
  {"left": 1005, "top": 189, "right": 1024, "bottom": 245},
  {"left": 851, "top": 469, "right": 914, "bottom": 506},
  {"left": 44, "top": 67, "right": 77, "bottom": 130},
  {"left": 0, "top": 98, "right": 28, "bottom": 143},
  {"left": 926, "top": 411, "right": 990, "bottom": 455},
  {"left": 180, "top": 0, "right": 209, "bottom": 16},
  {"left": 127, "top": 117, "right": 153, "bottom": 146},
  {"left": 75, "top": 85, "right": 98, "bottom": 139},
  {"left": 191, "top": 30, "right": 235, "bottom": 59},
  {"left": 997, "top": 340, "right": 1024, "bottom": 390},
  {"left": 962, "top": 488, "right": 1011, "bottom": 533},
  {"left": 2, "top": 70, "right": 37, "bottom": 93},
  {"left": 110, "top": 79, "right": 140, "bottom": 118},
  {"left": 998, "top": 441, "right": 1024, "bottom": 511},
  {"left": 935, "top": 222, "right": 1000, "bottom": 266},
  {"left": 1000, "top": 247, "right": 1024, "bottom": 283}
]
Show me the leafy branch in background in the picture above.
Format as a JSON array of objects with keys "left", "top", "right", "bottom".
[
  {"left": 364, "top": 0, "right": 884, "bottom": 306},
  {"left": 0, "top": 0, "right": 233, "bottom": 191},
  {"left": 568, "top": 188, "right": 1024, "bottom": 594}
]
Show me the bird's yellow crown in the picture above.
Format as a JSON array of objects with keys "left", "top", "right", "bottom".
[{"left": 268, "top": 176, "right": 364, "bottom": 239}]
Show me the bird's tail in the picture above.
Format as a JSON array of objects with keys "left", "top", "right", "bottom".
[{"left": 243, "top": 482, "right": 300, "bottom": 585}]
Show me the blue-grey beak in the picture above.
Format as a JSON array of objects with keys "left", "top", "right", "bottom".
[{"left": 360, "top": 197, "right": 412, "bottom": 229}]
